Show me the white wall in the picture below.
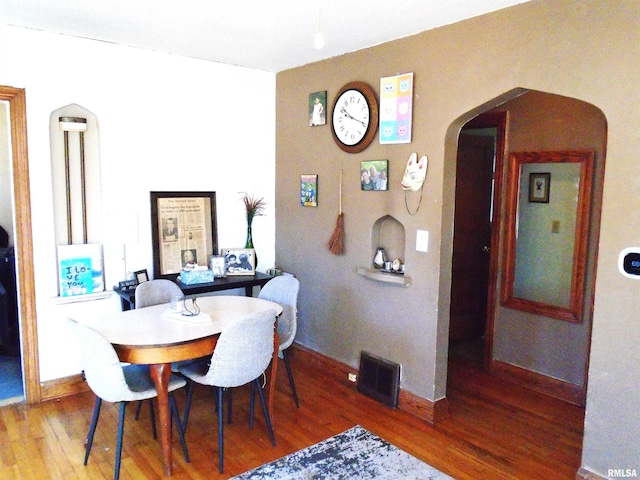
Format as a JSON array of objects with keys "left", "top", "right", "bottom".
[{"left": 0, "top": 25, "right": 276, "bottom": 381}]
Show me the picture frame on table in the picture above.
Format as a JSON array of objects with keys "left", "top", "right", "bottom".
[
  {"left": 150, "top": 191, "right": 218, "bottom": 279},
  {"left": 133, "top": 269, "right": 149, "bottom": 284},
  {"left": 221, "top": 248, "right": 256, "bottom": 276},
  {"left": 529, "top": 172, "right": 551, "bottom": 203}
]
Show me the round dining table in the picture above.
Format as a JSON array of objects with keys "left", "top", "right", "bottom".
[{"left": 84, "top": 295, "right": 283, "bottom": 477}]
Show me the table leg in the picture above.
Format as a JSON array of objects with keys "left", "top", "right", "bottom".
[
  {"left": 268, "top": 331, "right": 279, "bottom": 427},
  {"left": 149, "top": 363, "right": 173, "bottom": 476}
]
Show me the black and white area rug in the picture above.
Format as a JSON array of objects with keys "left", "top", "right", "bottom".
[{"left": 232, "top": 425, "right": 454, "bottom": 479}]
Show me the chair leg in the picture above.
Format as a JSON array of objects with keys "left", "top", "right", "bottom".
[
  {"left": 169, "top": 393, "right": 190, "bottom": 463},
  {"left": 134, "top": 400, "right": 143, "bottom": 420},
  {"left": 148, "top": 399, "right": 157, "bottom": 439},
  {"left": 84, "top": 397, "right": 102, "bottom": 465},
  {"left": 249, "top": 381, "right": 255, "bottom": 429},
  {"left": 254, "top": 378, "right": 276, "bottom": 446},
  {"left": 114, "top": 402, "right": 127, "bottom": 480},
  {"left": 216, "top": 386, "right": 224, "bottom": 473},
  {"left": 282, "top": 349, "right": 300, "bottom": 407},
  {"left": 183, "top": 380, "right": 194, "bottom": 431}
]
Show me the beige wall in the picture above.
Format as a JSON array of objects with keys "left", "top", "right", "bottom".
[{"left": 276, "top": 0, "right": 639, "bottom": 476}]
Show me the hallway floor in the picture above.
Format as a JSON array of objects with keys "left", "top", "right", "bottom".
[{"left": 0, "top": 355, "right": 23, "bottom": 405}]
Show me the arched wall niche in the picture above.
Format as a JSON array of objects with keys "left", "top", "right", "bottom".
[
  {"left": 49, "top": 104, "right": 102, "bottom": 246},
  {"left": 357, "top": 214, "right": 410, "bottom": 286}
]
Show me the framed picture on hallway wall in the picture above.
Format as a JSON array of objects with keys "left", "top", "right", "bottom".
[{"left": 529, "top": 172, "right": 550, "bottom": 203}]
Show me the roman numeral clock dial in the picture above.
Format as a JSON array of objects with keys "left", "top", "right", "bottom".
[{"left": 331, "top": 81, "right": 379, "bottom": 154}]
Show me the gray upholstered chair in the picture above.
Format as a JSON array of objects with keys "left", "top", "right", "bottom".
[
  {"left": 134, "top": 278, "right": 182, "bottom": 308},
  {"left": 178, "top": 309, "right": 278, "bottom": 473},
  {"left": 65, "top": 318, "right": 189, "bottom": 480},
  {"left": 258, "top": 274, "right": 301, "bottom": 406},
  {"left": 133, "top": 278, "right": 200, "bottom": 420},
  {"left": 133, "top": 279, "right": 182, "bottom": 420}
]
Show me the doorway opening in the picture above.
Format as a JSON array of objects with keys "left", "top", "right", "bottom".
[
  {"left": 0, "top": 100, "right": 23, "bottom": 405},
  {"left": 449, "top": 111, "right": 505, "bottom": 368},
  {"left": 0, "top": 86, "right": 39, "bottom": 405},
  {"left": 447, "top": 89, "right": 606, "bottom": 407}
]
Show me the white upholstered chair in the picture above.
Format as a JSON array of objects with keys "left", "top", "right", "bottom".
[
  {"left": 258, "top": 274, "right": 301, "bottom": 406},
  {"left": 178, "top": 308, "right": 278, "bottom": 473},
  {"left": 65, "top": 318, "right": 189, "bottom": 480}
]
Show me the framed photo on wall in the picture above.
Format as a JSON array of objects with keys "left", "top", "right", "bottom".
[
  {"left": 529, "top": 172, "right": 550, "bottom": 203},
  {"left": 301, "top": 174, "right": 318, "bottom": 206},
  {"left": 309, "top": 91, "right": 326, "bottom": 126},
  {"left": 150, "top": 191, "right": 218, "bottom": 278},
  {"left": 361, "top": 160, "right": 388, "bottom": 191}
]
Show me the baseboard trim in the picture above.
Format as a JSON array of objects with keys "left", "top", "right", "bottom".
[
  {"left": 576, "top": 467, "right": 608, "bottom": 480},
  {"left": 490, "top": 359, "right": 585, "bottom": 406},
  {"left": 40, "top": 373, "right": 90, "bottom": 401},
  {"left": 292, "top": 343, "right": 448, "bottom": 424}
]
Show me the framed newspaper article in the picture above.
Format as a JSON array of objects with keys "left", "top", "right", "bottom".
[{"left": 150, "top": 191, "right": 218, "bottom": 279}]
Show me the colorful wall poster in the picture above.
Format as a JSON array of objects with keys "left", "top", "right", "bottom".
[{"left": 379, "top": 72, "right": 413, "bottom": 144}]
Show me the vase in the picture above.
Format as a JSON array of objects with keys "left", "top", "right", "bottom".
[
  {"left": 373, "top": 247, "right": 386, "bottom": 269},
  {"left": 245, "top": 225, "right": 257, "bottom": 268}
]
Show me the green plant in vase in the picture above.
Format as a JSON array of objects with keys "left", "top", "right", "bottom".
[{"left": 241, "top": 192, "right": 266, "bottom": 268}]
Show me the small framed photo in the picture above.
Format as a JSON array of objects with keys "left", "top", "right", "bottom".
[
  {"left": 529, "top": 172, "right": 550, "bottom": 203},
  {"left": 361, "top": 160, "right": 389, "bottom": 191},
  {"left": 309, "top": 91, "right": 326, "bottom": 126},
  {"left": 301, "top": 174, "right": 318, "bottom": 207},
  {"left": 133, "top": 269, "right": 149, "bottom": 284},
  {"left": 221, "top": 248, "right": 255, "bottom": 276}
]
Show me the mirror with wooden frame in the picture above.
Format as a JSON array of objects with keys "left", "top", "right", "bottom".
[{"left": 501, "top": 150, "right": 594, "bottom": 323}]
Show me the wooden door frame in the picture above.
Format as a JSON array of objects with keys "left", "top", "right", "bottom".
[
  {"left": 1, "top": 86, "right": 40, "bottom": 403},
  {"left": 459, "top": 111, "right": 507, "bottom": 370}
]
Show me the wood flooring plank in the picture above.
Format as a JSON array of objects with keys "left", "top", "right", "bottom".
[{"left": 0, "top": 348, "right": 584, "bottom": 479}]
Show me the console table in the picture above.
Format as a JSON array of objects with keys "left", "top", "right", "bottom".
[{"left": 113, "top": 271, "right": 274, "bottom": 311}]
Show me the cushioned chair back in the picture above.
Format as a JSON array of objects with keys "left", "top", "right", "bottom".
[
  {"left": 204, "top": 309, "right": 277, "bottom": 388},
  {"left": 258, "top": 275, "right": 299, "bottom": 350},
  {"left": 135, "top": 279, "right": 182, "bottom": 308},
  {"left": 65, "top": 318, "right": 133, "bottom": 403}
]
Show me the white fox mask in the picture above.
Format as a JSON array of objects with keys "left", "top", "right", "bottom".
[{"left": 401, "top": 153, "right": 428, "bottom": 191}]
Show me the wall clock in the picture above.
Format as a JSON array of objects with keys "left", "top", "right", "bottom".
[{"left": 331, "top": 81, "right": 379, "bottom": 154}]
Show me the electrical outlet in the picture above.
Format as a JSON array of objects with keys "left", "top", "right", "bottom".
[{"left": 348, "top": 373, "right": 357, "bottom": 382}]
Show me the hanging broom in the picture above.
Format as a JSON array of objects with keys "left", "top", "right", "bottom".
[{"left": 328, "top": 169, "right": 345, "bottom": 255}]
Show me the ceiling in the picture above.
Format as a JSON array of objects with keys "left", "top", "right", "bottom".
[{"left": 1, "top": 0, "right": 529, "bottom": 73}]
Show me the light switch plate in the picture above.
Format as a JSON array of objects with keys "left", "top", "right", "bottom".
[{"left": 416, "top": 230, "right": 429, "bottom": 252}]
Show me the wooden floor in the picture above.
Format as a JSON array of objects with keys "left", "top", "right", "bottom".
[{"left": 0, "top": 348, "right": 585, "bottom": 479}]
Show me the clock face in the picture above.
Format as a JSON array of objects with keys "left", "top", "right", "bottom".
[
  {"left": 331, "top": 81, "right": 379, "bottom": 154},
  {"left": 332, "top": 89, "right": 370, "bottom": 146}
]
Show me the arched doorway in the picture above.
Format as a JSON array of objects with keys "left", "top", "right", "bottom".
[{"left": 446, "top": 89, "right": 606, "bottom": 406}]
